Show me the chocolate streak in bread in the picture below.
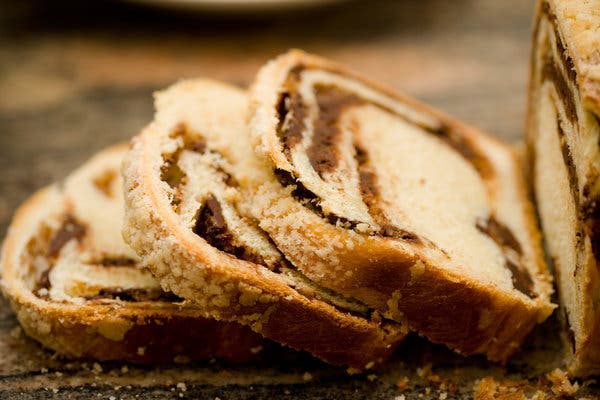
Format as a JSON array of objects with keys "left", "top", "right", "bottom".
[
  {"left": 159, "top": 123, "right": 380, "bottom": 320},
  {"left": 476, "top": 217, "right": 534, "bottom": 297},
  {"left": 529, "top": 1, "right": 600, "bottom": 375},
  {"left": 31, "top": 215, "right": 182, "bottom": 304},
  {"left": 193, "top": 194, "right": 272, "bottom": 267},
  {"left": 538, "top": 5, "right": 600, "bottom": 258},
  {"left": 34, "top": 215, "right": 87, "bottom": 296},
  {"left": 535, "top": 4, "right": 600, "bottom": 278},
  {"left": 83, "top": 287, "right": 182, "bottom": 302},
  {"left": 276, "top": 70, "right": 531, "bottom": 296}
]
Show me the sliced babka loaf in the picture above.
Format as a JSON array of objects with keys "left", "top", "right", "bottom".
[
  {"left": 248, "top": 50, "right": 555, "bottom": 362},
  {"left": 0, "top": 144, "right": 265, "bottom": 363},
  {"left": 122, "top": 79, "right": 407, "bottom": 370},
  {"left": 527, "top": 0, "right": 600, "bottom": 377}
]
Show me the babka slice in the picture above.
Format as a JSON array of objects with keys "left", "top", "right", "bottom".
[
  {"left": 248, "top": 50, "right": 555, "bottom": 362},
  {"left": 122, "top": 79, "right": 407, "bottom": 370},
  {"left": 0, "top": 144, "right": 265, "bottom": 363},
  {"left": 527, "top": 0, "right": 600, "bottom": 377}
]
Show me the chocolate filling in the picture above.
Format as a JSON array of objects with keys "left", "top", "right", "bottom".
[
  {"left": 32, "top": 217, "right": 160, "bottom": 303},
  {"left": 275, "top": 68, "right": 495, "bottom": 241},
  {"left": 543, "top": 3, "right": 577, "bottom": 87},
  {"left": 555, "top": 109, "right": 580, "bottom": 208},
  {"left": 428, "top": 124, "right": 493, "bottom": 180},
  {"left": 581, "top": 196, "right": 600, "bottom": 261},
  {"left": 161, "top": 161, "right": 186, "bottom": 190},
  {"left": 277, "top": 91, "right": 307, "bottom": 162},
  {"left": 48, "top": 215, "right": 86, "bottom": 257},
  {"left": 476, "top": 217, "right": 534, "bottom": 297},
  {"left": 273, "top": 153, "right": 425, "bottom": 244},
  {"left": 276, "top": 68, "right": 492, "bottom": 180},
  {"left": 92, "top": 169, "right": 117, "bottom": 197},
  {"left": 355, "top": 145, "right": 423, "bottom": 243},
  {"left": 84, "top": 287, "right": 182, "bottom": 302},
  {"left": 169, "top": 122, "right": 208, "bottom": 153},
  {"left": 34, "top": 215, "right": 87, "bottom": 296},
  {"left": 90, "top": 257, "right": 138, "bottom": 267},
  {"left": 539, "top": 14, "right": 600, "bottom": 270},
  {"left": 504, "top": 259, "right": 535, "bottom": 299},
  {"left": 35, "top": 269, "right": 51, "bottom": 297},
  {"left": 161, "top": 125, "right": 208, "bottom": 190},
  {"left": 193, "top": 194, "right": 269, "bottom": 267},
  {"left": 308, "top": 86, "right": 363, "bottom": 177},
  {"left": 161, "top": 124, "right": 239, "bottom": 208},
  {"left": 476, "top": 216, "right": 522, "bottom": 256},
  {"left": 542, "top": 56, "right": 578, "bottom": 122},
  {"left": 273, "top": 168, "right": 320, "bottom": 212}
]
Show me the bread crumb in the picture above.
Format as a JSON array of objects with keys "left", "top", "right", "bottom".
[
  {"left": 417, "top": 363, "right": 432, "bottom": 378},
  {"left": 284, "top": 389, "right": 291, "bottom": 395},
  {"left": 40, "top": 368, "right": 48, "bottom": 374},
  {"left": 439, "top": 392, "right": 447, "bottom": 400},
  {"left": 474, "top": 377, "right": 498, "bottom": 400},
  {"left": 302, "top": 372, "right": 313, "bottom": 381},
  {"left": 396, "top": 376, "right": 411, "bottom": 392},
  {"left": 177, "top": 382, "right": 187, "bottom": 392},
  {"left": 346, "top": 367, "right": 361, "bottom": 375},
  {"left": 394, "top": 396, "right": 406, "bottom": 400},
  {"left": 55, "top": 371, "right": 63, "bottom": 377},
  {"left": 52, "top": 388, "right": 58, "bottom": 394},
  {"left": 121, "top": 366, "right": 129, "bottom": 374},
  {"left": 425, "top": 387, "right": 431, "bottom": 395},
  {"left": 365, "top": 361, "right": 375, "bottom": 370},
  {"left": 546, "top": 368, "right": 579, "bottom": 396},
  {"left": 137, "top": 346, "right": 146, "bottom": 356},
  {"left": 367, "top": 374, "right": 377, "bottom": 382},
  {"left": 109, "top": 396, "right": 116, "bottom": 400},
  {"left": 92, "top": 363, "right": 103, "bottom": 374}
]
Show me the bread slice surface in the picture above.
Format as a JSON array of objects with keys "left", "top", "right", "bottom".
[
  {"left": 0, "top": 144, "right": 265, "bottom": 363},
  {"left": 248, "top": 50, "right": 555, "bottom": 362},
  {"left": 527, "top": 0, "right": 600, "bottom": 377},
  {"left": 122, "top": 79, "right": 407, "bottom": 370}
]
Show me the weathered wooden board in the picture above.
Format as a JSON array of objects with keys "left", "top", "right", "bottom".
[{"left": 1, "top": 0, "right": 599, "bottom": 398}]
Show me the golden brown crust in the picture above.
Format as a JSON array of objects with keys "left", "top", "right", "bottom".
[
  {"left": 0, "top": 146, "right": 265, "bottom": 364},
  {"left": 249, "top": 50, "right": 554, "bottom": 362},
  {"left": 122, "top": 80, "right": 407, "bottom": 370},
  {"left": 254, "top": 194, "right": 545, "bottom": 362}
]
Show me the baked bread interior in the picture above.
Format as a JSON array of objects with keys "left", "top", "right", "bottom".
[
  {"left": 0, "top": 144, "right": 265, "bottom": 363},
  {"left": 248, "top": 50, "right": 555, "bottom": 362},
  {"left": 122, "top": 79, "right": 408, "bottom": 370},
  {"left": 527, "top": 0, "right": 600, "bottom": 377}
]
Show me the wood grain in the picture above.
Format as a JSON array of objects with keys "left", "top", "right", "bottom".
[{"left": 1, "top": 0, "right": 599, "bottom": 398}]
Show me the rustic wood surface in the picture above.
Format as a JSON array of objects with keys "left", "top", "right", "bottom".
[{"left": 1, "top": 0, "right": 599, "bottom": 398}]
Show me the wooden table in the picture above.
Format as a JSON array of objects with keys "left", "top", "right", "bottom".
[{"left": 1, "top": 0, "right": 598, "bottom": 398}]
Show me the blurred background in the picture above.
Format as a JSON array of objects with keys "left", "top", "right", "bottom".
[{"left": 0, "top": 0, "right": 534, "bottom": 233}]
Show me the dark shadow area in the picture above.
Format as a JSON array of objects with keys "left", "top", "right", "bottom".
[{"left": 1, "top": 0, "right": 530, "bottom": 45}]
